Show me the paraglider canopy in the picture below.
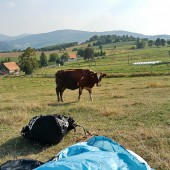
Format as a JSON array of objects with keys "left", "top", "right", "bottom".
[{"left": 35, "top": 136, "right": 154, "bottom": 170}]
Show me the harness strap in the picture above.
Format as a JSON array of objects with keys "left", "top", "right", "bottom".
[{"left": 75, "top": 124, "right": 92, "bottom": 136}]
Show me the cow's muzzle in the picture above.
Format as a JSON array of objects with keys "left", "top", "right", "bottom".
[{"left": 96, "top": 82, "right": 101, "bottom": 87}]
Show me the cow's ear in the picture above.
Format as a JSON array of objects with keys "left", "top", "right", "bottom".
[
  {"left": 90, "top": 72, "right": 96, "bottom": 77},
  {"left": 102, "top": 73, "right": 107, "bottom": 77}
]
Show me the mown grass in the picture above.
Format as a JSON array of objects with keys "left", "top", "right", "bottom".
[{"left": 0, "top": 75, "right": 170, "bottom": 170}]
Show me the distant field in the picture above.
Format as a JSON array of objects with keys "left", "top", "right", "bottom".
[
  {"left": 0, "top": 51, "right": 52, "bottom": 61},
  {"left": 0, "top": 75, "right": 170, "bottom": 170},
  {"left": 32, "top": 45, "right": 170, "bottom": 76}
]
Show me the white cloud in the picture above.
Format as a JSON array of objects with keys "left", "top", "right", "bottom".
[
  {"left": 5, "top": 1, "right": 16, "bottom": 8},
  {"left": 132, "top": 0, "right": 170, "bottom": 35}
]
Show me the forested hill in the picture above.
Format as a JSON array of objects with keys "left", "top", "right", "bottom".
[{"left": 0, "top": 29, "right": 170, "bottom": 52}]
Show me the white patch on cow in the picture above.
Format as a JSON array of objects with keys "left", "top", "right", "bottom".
[
  {"left": 84, "top": 87, "right": 91, "bottom": 90},
  {"left": 77, "top": 76, "right": 84, "bottom": 86},
  {"left": 97, "top": 73, "right": 101, "bottom": 80}
]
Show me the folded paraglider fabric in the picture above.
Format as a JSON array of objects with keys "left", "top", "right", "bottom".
[{"left": 35, "top": 136, "right": 154, "bottom": 170}]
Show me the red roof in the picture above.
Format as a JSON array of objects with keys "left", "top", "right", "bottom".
[
  {"left": 3, "top": 62, "right": 20, "bottom": 71},
  {"left": 69, "top": 53, "right": 77, "bottom": 59}
]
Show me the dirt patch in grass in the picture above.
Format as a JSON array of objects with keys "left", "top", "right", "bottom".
[{"left": 99, "top": 107, "right": 125, "bottom": 116}]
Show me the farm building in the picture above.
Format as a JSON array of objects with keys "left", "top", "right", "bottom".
[
  {"left": 0, "top": 62, "right": 20, "bottom": 75},
  {"left": 68, "top": 53, "right": 77, "bottom": 61}
]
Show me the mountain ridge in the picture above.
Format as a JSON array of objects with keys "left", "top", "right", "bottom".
[{"left": 0, "top": 29, "right": 170, "bottom": 52}]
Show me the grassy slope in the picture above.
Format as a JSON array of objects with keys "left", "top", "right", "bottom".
[
  {"left": 0, "top": 75, "right": 170, "bottom": 170},
  {"left": 31, "top": 44, "right": 170, "bottom": 75}
]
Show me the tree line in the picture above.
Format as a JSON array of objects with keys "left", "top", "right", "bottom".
[
  {"left": 18, "top": 47, "right": 70, "bottom": 74},
  {"left": 18, "top": 45, "right": 105, "bottom": 74},
  {"left": 85, "top": 34, "right": 170, "bottom": 49},
  {"left": 136, "top": 38, "right": 170, "bottom": 49},
  {"left": 86, "top": 35, "right": 137, "bottom": 46},
  {"left": 40, "top": 42, "right": 78, "bottom": 51}
]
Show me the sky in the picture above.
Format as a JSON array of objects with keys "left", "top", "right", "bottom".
[{"left": 0, "top": 0, "right": 170, "bottom": 36}]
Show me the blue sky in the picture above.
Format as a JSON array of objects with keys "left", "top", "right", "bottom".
[{"left": 0, "top": 0, "right": 170, "bottom": 36}]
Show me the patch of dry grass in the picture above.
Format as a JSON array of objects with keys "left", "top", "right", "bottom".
[
  {"left": 111, "top": 92, "right": 125, "bottom": 98},
  {"left": 99, "top": 106, "right": 124, "bottom": 116},
  {"left": 0, "top": 76, "right": 170, "bottom": 170},
  {"left": 147, "top": 81, "right": 163, "bottom": 88}
]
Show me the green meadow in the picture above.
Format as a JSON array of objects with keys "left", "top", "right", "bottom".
[
  {"left": 0, "top": 43, "right": 170, "bottom": 170},
  {"left": 33, "top": 44, "right": 170, "bottom": 76}
]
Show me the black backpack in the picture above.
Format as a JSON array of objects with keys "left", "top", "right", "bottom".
[
  {"left": 21, "top": 114, "right": 76, "bottom": 145},
  {"left": 0, "top": 159, "right": 43, "bottom": 170}
]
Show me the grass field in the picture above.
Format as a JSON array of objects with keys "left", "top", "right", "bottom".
[
  {"left": 0, "top": 43, "right": 170, "bottom": 169},
  {"left": 0, "top": 75, "right": 170, "bottom": 170}
]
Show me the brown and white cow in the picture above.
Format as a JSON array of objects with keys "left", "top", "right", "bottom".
[{"left": 55, "top": 69, "right": 106, "bottom": 102}]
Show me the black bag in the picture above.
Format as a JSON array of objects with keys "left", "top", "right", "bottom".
[
  {"left": 21, "top": 114, "right": 76, "bottom": 145},
  {"left": 0, "top": 159, "right": 43, "bottom": 170}
]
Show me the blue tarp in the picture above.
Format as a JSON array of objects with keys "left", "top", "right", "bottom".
[{"left": 35, "top": 136, "right": 153, "bottom": 170}]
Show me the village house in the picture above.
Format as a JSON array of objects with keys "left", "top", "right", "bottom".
[
  {"left": 68, "top": 53, "right": 77, "bottom": 61},
  {"left": 0, "top": 62, "right": 20, "bottom": 75}
]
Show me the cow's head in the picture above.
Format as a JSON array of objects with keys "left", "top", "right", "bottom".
[{"left": 91, "top": 72, "right": 106, "bottom": 86}]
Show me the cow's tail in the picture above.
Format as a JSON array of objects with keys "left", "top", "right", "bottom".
[
  {"left": 55, "top": 70, "right": 64, "bottom": 84},
  {"left": 55, "top": 72, "right": 58, "bottom": 83}
]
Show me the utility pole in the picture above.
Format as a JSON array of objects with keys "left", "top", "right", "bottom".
[
  {"left": 168, "top": 51, "right": 170, "bottom": 59},
  {"left": 128, "top": 54, "right": 130, "bottom": 64}
]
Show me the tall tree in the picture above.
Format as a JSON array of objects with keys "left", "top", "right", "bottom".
[
  {"left": 136, "top": 40, "right": 146, "bottom": 49},
  {"left": 18, "top": 47, "right": 38, "bottom": 74},
  {"left": 84, "top": 47, "right": 94, "bottom": 60},
  {"left": 49, "top": 53, "right": 59, "bottom": 62},
  {"left": 148, "top": 40, "right": 154, "bottom": 47},
  {"left": 160, "top": 39, "right": 166, "bottom": 46},
  {"left": 40, "top": 51, "right": 48, "bottom": 67},
  {"left": 99, "top": 45, "right": 102, "bottom": 50},
  {"left": 77, "top": 48, "right": 85, "bottom": 57},
  {"left": 167, "top": 40, "right": 170, "bottom": 46},
  {"left": 61, "top": 52, "right": 69, "bottom": 62},
  {"left": 155, "top": 38, "right": 161, "bottom": 47}
]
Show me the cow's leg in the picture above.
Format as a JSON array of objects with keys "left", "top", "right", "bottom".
[
  {"left": 60, "top": 87, "right": 66, "bottom": 102},
  {"left": 86, "top": 88, "right": 93, "bottom": 101},
  {"left": 78, "top": 87, "right": 83, "bottom": 101},
  {"left": 56, "top": 86, "right": 60, "bottom": 102}
]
